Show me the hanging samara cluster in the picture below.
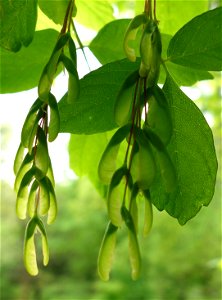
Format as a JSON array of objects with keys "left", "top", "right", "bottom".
[{"left": 97, "top": 0, "right": 177, "bottom": 281}]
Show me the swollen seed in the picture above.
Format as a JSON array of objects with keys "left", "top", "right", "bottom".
[
  {"left": 16, "top": 168, "right": 35, "bottom": 220},
  {"left": 124, "top": 13, "right": 148, "bottom": 62},
  {"left": 97, "top": 222, "right": 118, "bottom": 281},
  {"left": 108, "top": 166, "right": 128, "bottom": 227},
  {"left": 27, "top": 180, "right": 39, "bottom": 218},
  {"left": 134, "top": 129, "right": 157, "bottom": 190},
  {"left": 60, "top": 54, "right": 80, "bottom": 103},
  {"left": 38, "top": 177, "right": 50, "bottom": 216},
  {"left": 146, "top": 87, "right": 172, "bottom": 145},
  {"left": 38, "top": 34, "right": 66, "bottom": 102},
  {"left": 67, "top": 71, "right": 80, "bottom": 103},
  {"left": 21, "top": 100, "right": 44, "bottom": 149},
  {"left": 139, "top": 20, "right": 162, "bottom": 85},
  {"left": 35, "top": 127, "right": 49, "bottom": 180},
  {"left": 14, "top": 143, "right": 25, "bottom": 175},
  {"left": 68, "top": 35, "right": 77, "bottom": 67},
  {"left": 98, "top": 124, "right": 131, "bottom": 184},
  {"left": 36, "top": 218, "right": 49, "bottom": 266},
  {"left": 48, "top": 93, "right": 60, "bottom": 142},
  {"left": 14, "top": 151, "right": 33, "bottom": 192},
  {"left": 142, "top": 190, "right": 153, "bottom": 237},
  {"left": 24, "top": 218, "right": 38, "bottom": 276},
  {"left": 114, "top": 71, "right": 139, "bottom": 126},
  {"left": 129, "top": 184, "right": 139, "bottom": 234}
]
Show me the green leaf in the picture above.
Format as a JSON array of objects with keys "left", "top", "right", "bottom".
[
  {"left": 75, "top": 0, "right": 114, "bottom": 31},
  {"left": 38, "top": 0, "right": 77, "bottom": 25},
  {"left": 59, "top": 59, "right": 139, "bottom": 134},
  {"left": 167, "top": 7, "right": 222, "bottom": 71},
  {"left": 149, "top": 74, "right": 218, "bottom": 225},
  {"left": 69, "top": 132, "right": 112, "bottom": 197},
  {"left": 0, "top": 0, "right": 38, "bottom": 52},
  {"left": 0, "top": 29, "right": 59, "bottom": 93}
]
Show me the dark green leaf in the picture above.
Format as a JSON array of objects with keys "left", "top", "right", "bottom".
[
  {"left": 0, "top": 29, "right": 59, "bottom": 93},
  {"left": 0, "top": 0, "right": 38, "bottom": 52},
  {"left": 59, "top": 59, "right": 139, "bottom": 134},
  {"left": 167, "top": 7, "right": 222, "bottom": 71},
  {"left": 149, "top": 74, "right": 218, "bottom": 225}
]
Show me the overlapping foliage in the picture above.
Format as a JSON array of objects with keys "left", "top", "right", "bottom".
[{"left": 0, "top": 0, "right": 220, "bottom": 279}]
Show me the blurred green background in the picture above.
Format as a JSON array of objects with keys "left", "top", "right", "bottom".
[{"left": 0, "top": 75, "right": 221, "bottom": 300}]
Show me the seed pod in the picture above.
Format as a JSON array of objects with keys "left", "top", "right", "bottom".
[
  {"left": 139, "top": 20, "right": 162, "bottom": 86},
  {"left": 24, "top": 217, "right": 38, "bottom": 276},
  {"left": 142, "top": 189, "right": 153, "bottom": 237},
  {"left": 38, "top": 177, "right": 50, "bottom": 216},
  {"left": 129, "top": 184, "right": 139, "bottom": 234},
  {"left": 68, "top": 35, "right": 77, "bottom": 67},
  {"left": 121, "top": 206, "right": 141, "bottom": 280},
  {"left": 36, "top": 218, "right": 49, "bottom": 267},
  {"left": 146, "top": 86, "right": 172, "bottom": 145},
  {"left": 114, "top": 71, "right": 139, "bottom": 126},
  {"left": 38, "top": 34, "right": 69, "bottom": 102},
  {"left": 48, "top": 93, "right": 60, "bottom": 142},
  {"left": 107, "top": 166, "right": 128, "bottom": 227},
  {"left": 46, "top": 158, "right": 55, "bottom": 187},
  {"left": 14, "top": 143, "right": 25, "bottom": 175},
  {"left": 60, "top": 54, "right": 80, "bottom": 103},
  {"left": 16, "top": 168, "right": 35, "bottom": 220},
  {"left": 124, "top": 13, "right": 147, "bottom": 62},
  {"left": 27, "top": 180, "right": 39, "bottom": 218},
  {"left": 35, "top": 127, "right": 49, "bottom": 180},
  {"left": 21, "top": 99, "right": 44, "bottom": 149},
  {"left": 144, "top": 128, "right": 177, "bottom": 193},
  {"left": 97, "top": 222, "right": 118, "bottom": 281},
  {"left": 46, "top": 177, "right": 57, "bottom": 224},
  {"left": 133, "top": 128, "right": 157, "bottom": 190},
  {"left": 98, "top": 124, "right": 131, "bottom": 184},
  {"left": 14, "top": 151, "right": 34, "bottom": 192}
]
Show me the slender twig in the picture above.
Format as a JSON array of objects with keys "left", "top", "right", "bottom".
[{"left": 71, "top": 21, "right": 91, "bottom": 71}]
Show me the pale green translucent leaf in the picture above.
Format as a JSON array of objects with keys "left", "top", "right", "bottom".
[
  {"left": 75, "top": 0, "right": 114, "bottom": 31},
  {"left": 38, "top": 0, "right": 77, "bottom": 25},
  {"left": 0, "top": 0, "right": 38, "bottom": 52},
  {"left": 0, "top": 29, "right": 59, "bottom": 93}
]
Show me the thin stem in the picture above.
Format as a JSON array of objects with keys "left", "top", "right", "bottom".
[
  {"left": 154, "top": 0, "right": 157, "bottom": 22},
  {"left": 71, "top": 21, "right": 91, "bottom": 71},
  {"left": 61, "top": 0, "right": 73, "bottom": 34}
]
